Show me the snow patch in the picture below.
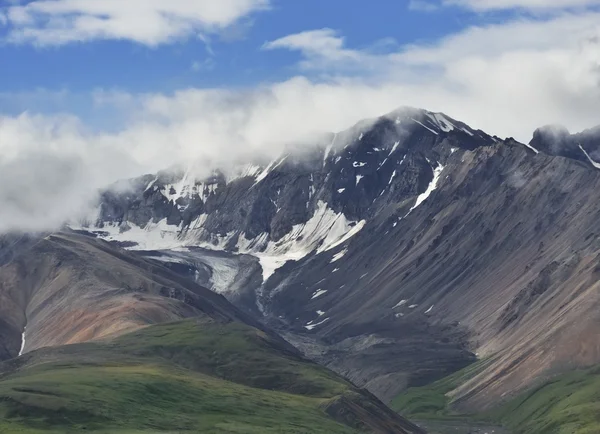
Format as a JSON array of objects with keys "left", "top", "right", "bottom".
[
  {"left": 237, "top": 201, "right": 365, "bottom": 280},
  {"left": 353, "top": 161, "right": 367, "bottom": 168},
  {"left": 145, "top": 177, "right": 158, "bottom": 192},
  {"left": 427, "top": 113, "right": 456, "bottom": 132},
  {"left": 238, "top": 164, "right": 263, "bottom": 179},
  {"left": 393, "top": 300, "right": 407, "bottom": 309},
  {"left": 425, "top": 305, "right": 434, "bottom": 314},
  {"left": 579, "top": 144, "right": 600, "bottom": 169},
  {"left": 405, "top": 163, "right": 445, "bottom": 216},
  {"left": 411, "top": 118, "right": 438, "bottom": 135},
  {"left": 88, "top": 197, "right": 365, "bottom": 285},
  {"left": 337, "top": 188, "right": 346, "bottom": 193},
  {"left": 524, "top": 143, "right": 540, "bottom": 154},
  {"left": 318, "top": 220, "right": 366, "bottom": 254},
  {"left": 253, "top": 157, "right": 287, "bottom": 186},
  {"left": 355, "top": 175, "right": 364, "bottom": 185},
  {"left": 330, "top": 249, "right": 347, "bottom": 263},
  {"left": 311, "top": 289, "right": 328, "bottom": 299},
  {"left": 317, "top": 310, "right": 326, "bottom": 316},
  {"left": 305, "top": 317, "right": 329, "bottom": 330},
  {"left": 89, "top": 219, "right": 186, "bottom": 251},
  {"left": 18, "top": 327, "right": 26, "bottom": 356}
]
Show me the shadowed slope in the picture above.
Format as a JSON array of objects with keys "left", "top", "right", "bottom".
[{"left": 0, "top": 318, "right": 425, "bottom": 434}]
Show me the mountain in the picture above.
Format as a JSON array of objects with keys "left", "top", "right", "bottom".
[
  {"left": 529, "top": 123, "right": 600, "bottom": 168},
  {"left": 77, "top": 104, "right": 600, "bottom": 430},
  {"left": 0, "top": 231, "right": 422, "bottom": 433}
]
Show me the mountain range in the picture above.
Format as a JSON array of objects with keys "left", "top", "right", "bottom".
[{"left": 2, "top": 106, "right": 600, "bottom": 433}]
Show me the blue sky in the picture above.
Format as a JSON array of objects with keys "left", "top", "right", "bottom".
[
  {"left": 0, "top": 0, "right": 526, "bottom": 119},
  {"left": 0, "top": 1, "right": 477, "bottom": 94}
]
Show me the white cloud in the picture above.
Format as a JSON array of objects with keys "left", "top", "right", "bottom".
[
  {"left": 263, "top": 13, "right": 600, "bottom": 137},
  {"left": 191, "top": 58, "right": 216, "bottom": 72},
  {"left": 2, "top": 0, "right": 270, "bottom": 46},
  {"left": 262, "top": 28, "right": 390, "bottom": 73},
  {"left": 444, "top": 0, "right": 600, "bottom": 11},
  {"left": 408, "top": 0, "right": 441, "bottom": 12},
  {"left": 1, "top": 12, "right": 600, "bottom": 232},
  {"left": 263, "top": 29, "right": 357, "bottom": 60}
]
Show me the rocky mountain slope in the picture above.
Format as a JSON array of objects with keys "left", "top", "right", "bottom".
[
  {"left": 0, "top": 232, "right": 422, "bottom": 433},
  {"left": 0, "top": 231, "right": 260, "bottom": 359},
  {"left": 77, "top": 105, "right": 600, "bottom": 422}
]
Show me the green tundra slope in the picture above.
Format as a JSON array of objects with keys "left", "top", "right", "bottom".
[
  {"left": 0, "top": 318, "right": 424, "bottom": 434},
  {"left": 489, "top": 365, "right": 600, "bottom": 434},
  {"left": 392, "top": 359, "right": 600, "bottom": 434}
]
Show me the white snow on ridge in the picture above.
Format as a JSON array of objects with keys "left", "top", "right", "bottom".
[
  {"left": 427, "top": 113, "right": 455, "bottom": 133},
  {"left": 579, "top": 144, "right": 600, "bottom": 169},
  {"left": 84, "top": 198, "right": 366, "bottom": 284},
  {"left": 311, "top": 289, "right": 328, "bottom": 299},
  {"left": 318, "top": 220, "right": 366, "bottom": 254},
  {"left": 337, "top": 188, "right": 346, "bottom": 193},
  {"left": 425, "top": 305, "right": 434, "bottom": 314},
  {"left": 236, "top": 201, "right": 366, "bottom": 280},
  {"left": 305, "top": 317, "right": 329, "bottom": 330},
  {"left": 356, "top": 175, "right": 364, "bottom": 185},
  {"left": 524, "top": 143, "right": 540, "bottom": 154},
  {"left": 254, "top": 157, "right": 288, "bottom": 186},
  {"left": 145, "top": 177, "right": 158, "bottom": 192},
  {"left": 238, "top": 164, "right": 263, "bottom": 179},
  {"left": 92, "top": 219, "right": 188, "bottom": 251},
  {"left": 330, "top": 249, "right": 347, "bottom": 263},
  {"left": 405, "top": 163, "right": 445, "bottom": 216},
  {"left": 18, "top": 327, "right": 26, "bottom": 356},
  {"left": 411, "top": 118, "right": 438, "bottom": 135},
  {"left": 393, "top": 300, "right": 407, "bottom": 309},
  {"left": 353, "top": 161, "right": 367, "bottom": 168}
]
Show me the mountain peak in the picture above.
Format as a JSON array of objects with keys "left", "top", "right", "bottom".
[{"left": 529, "top": 123, "right": 600, "bottom": 168}]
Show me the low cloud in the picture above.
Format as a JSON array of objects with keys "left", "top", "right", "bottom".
[{"left": 1, "top": 0, "right": 270, "bottom": 46}]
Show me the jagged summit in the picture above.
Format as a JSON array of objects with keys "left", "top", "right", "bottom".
[{"left": 529, "top": 123, "right": 600, "bottom": 168}]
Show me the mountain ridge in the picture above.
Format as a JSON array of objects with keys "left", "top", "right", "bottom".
[{"left": 13, "top": 105, "right": 590, "bottom": 432}]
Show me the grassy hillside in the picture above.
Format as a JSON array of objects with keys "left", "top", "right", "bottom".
[
  {"left": 390, "top": 359, "right": 490, "bottom": 420},
  {"left": 0, "top": 318, "right": 422, "bottom": 434},
  {"left": 392, "top": 358, "right": 600, "bottom": 434},
  {"left": 489, "top": 365, "right": 600, "bottom": 434}
]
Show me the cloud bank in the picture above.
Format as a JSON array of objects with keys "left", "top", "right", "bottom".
[{"left": 1, "top": 0, "right": 270, "bottom": 46}]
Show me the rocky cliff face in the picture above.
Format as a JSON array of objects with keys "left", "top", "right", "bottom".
[{"left": 75, "top": 106, "right": 600, "bottom": 411}]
